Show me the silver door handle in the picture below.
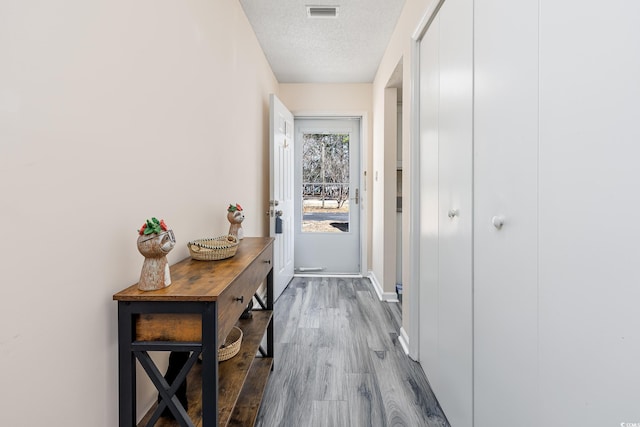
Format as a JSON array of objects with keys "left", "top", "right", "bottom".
[
  {"left": 448, "top": 209, "right": 458, "bottom": 219},
  {"left": 275, "top": 210, "right": 283, "bottom": 217}
]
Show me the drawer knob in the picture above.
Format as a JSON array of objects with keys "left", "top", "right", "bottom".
[
  {"left": 264, "top": 259, "right": 271, "bottom": 265},
  {"left": 234, "top": 296, "right": 244, "bottom": 303}
]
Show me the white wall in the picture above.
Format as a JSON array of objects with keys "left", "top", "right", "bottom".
[
  {"left": 279, "top": 83, "right": 372, "bottom": 115},
  {"left": 372, "top": 0, "right": 434, "bottom": 347},
  {"left": 0, "top": 0, "right": 277, "bottom": 425},
  {"left": 278, "top": 83, "right": 373, "bottom": 269},
  {"left": 381, "top": 88, "right": 399, "bottom": 290}
]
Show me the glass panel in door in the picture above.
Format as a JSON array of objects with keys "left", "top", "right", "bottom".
[{"left": 302, "top": 133, "right": 350, "bottom": 233}]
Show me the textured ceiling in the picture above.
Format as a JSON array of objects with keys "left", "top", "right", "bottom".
[{"left": 239, "top": 0, "right": 406, "bottom": 83}]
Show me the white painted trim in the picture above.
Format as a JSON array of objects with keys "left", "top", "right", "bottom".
[
  {"left": 408, "top": 37, "right": 422, "bottom": 361},
  {"left": 399, "top": 327, "right": 413, "bottom": 359},
  {"left": 359, "top": 113, "right": 369, "bottom": 277},
  {"left": 293, "top": 274, "right": 363, "bottom": 278},
  {"left": 412, "top": 0, "right": 446, "bottom": 41},
  {"left": 368, "top": 270, "right": 399, "bottom": 301},
  {"left": 407, "top": 0, "right": 446, "bottom": 362},
  {"left": 292, "top": 110, "right": 369, "bottom": 277}
]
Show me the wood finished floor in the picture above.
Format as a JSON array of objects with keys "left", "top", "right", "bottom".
[{"left": 255, "top": 277, "right": 449, "bottom": 427}]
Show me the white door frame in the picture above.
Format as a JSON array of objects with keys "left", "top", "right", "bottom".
[{"left": 291, "top": 111, "right": 369, "bottom": 277}]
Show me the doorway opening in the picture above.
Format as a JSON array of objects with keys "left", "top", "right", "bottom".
[{"left": 386, "top": 59, "right": 404, "bottom": 317}]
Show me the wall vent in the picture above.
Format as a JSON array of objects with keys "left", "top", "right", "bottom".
[{"left": 306, "top": 6, "right": 339, "bottom": 18}]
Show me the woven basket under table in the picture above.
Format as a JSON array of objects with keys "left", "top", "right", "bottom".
[
  {"left": 218, "top": 326, "right": 243, "bottom": 361},
  {"left": 188, "top": 235, "right": 239, "bottom": 261}
]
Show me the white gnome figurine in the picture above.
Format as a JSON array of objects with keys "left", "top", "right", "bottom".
[{"left": 227, "top": 203, "right": 245, "bottom": 240}]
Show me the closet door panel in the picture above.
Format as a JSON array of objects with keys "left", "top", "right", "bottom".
[
  {"left": 539, "top": 1, "right": 640, "bottom": 424},
  {"left": 473, "top": 0, "right": 540, "bottom": 426},
  {"left": 418, "top": 14, "right": 440, "bottom": 382},
  {"left": 436, "top": 0, "right": 474, "bottom": 425}
]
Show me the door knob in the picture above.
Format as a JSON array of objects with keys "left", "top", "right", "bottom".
[
  {"left": 492, "top": 215, "right": 505, "bottom": 230},
  {"left": 448, "top": 209, "right": 458, "bottom": 219},
  {"left": 275, "top": 210, "right": 283, "bottom": 217}
]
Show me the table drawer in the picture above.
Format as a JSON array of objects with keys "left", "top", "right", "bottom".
[{"left": 217, "top": 248, "right": 272, "bottom": 343}]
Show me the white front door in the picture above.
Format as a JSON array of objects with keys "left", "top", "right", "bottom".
[
  {"left": 269, "top": 94, "right": 294, "bottom": 299},
  {"left": 293, "top": 118, "right": 361, "bottom": 274}
]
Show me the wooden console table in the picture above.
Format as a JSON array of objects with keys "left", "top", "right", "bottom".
[{"left": 114, "top": 237, "right": 274, "bottom": 427}]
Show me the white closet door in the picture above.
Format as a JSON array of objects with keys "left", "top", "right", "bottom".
[
  {"left": 437, "top": 0, "right": 474, "bottom": 425},
  {"left": 418, "top": 10, "right": 440, "bottom": 385},
  {"left": 473, "top": 0, "right": 539, "bottom": 425},
  {"left": 539, "top": 1, "right": 640, "bottom": 425},
  {"left": 417, "top": 0, "right": 474, "bottom": 425}
]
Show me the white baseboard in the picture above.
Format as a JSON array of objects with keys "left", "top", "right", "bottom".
[
  {"left": 294, "top": 273, "right": 363, "bottom": 278},
  {"left": 399, "top": 327, "right": 411, "bottom": 357},
  {"left": 368, "top": 270, "right": 399, "bottom": 302}
]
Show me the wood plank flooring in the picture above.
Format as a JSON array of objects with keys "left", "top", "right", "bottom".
[{"left": 255, "top": 277, "right": 449, "bottom": 427}]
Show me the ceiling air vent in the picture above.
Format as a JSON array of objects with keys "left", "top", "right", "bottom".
[{"left": 307, "top": 5, "right": 339, "bottom": 18}]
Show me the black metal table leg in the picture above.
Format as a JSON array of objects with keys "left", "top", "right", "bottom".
[
  {"left": 118, "top": 302, "right": 136, "bottom": 427},
  {"left": 201, "top": 302, "right": 219, "bottom": 426},
  {"left": 117, "top": 301, "right": 214, "bottom": 427},
  {"left": 266, "top": 268, "right": 274, "bottom": 361}
]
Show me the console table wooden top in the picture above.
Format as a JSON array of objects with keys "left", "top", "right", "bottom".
[{"left": 113, "top": 236, "right": 274, "bottom": 302}]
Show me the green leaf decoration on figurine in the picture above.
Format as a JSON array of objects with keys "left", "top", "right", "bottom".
[
  {"left": 138, "top": 217, "right": 169, "bottom": 235},
  {"left": 227, "top": 203, "right": 243, "bottom": 213}
]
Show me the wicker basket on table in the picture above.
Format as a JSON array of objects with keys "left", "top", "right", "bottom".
[{"left": 188, "top": 235, "right": 239, "bottom": 261}]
